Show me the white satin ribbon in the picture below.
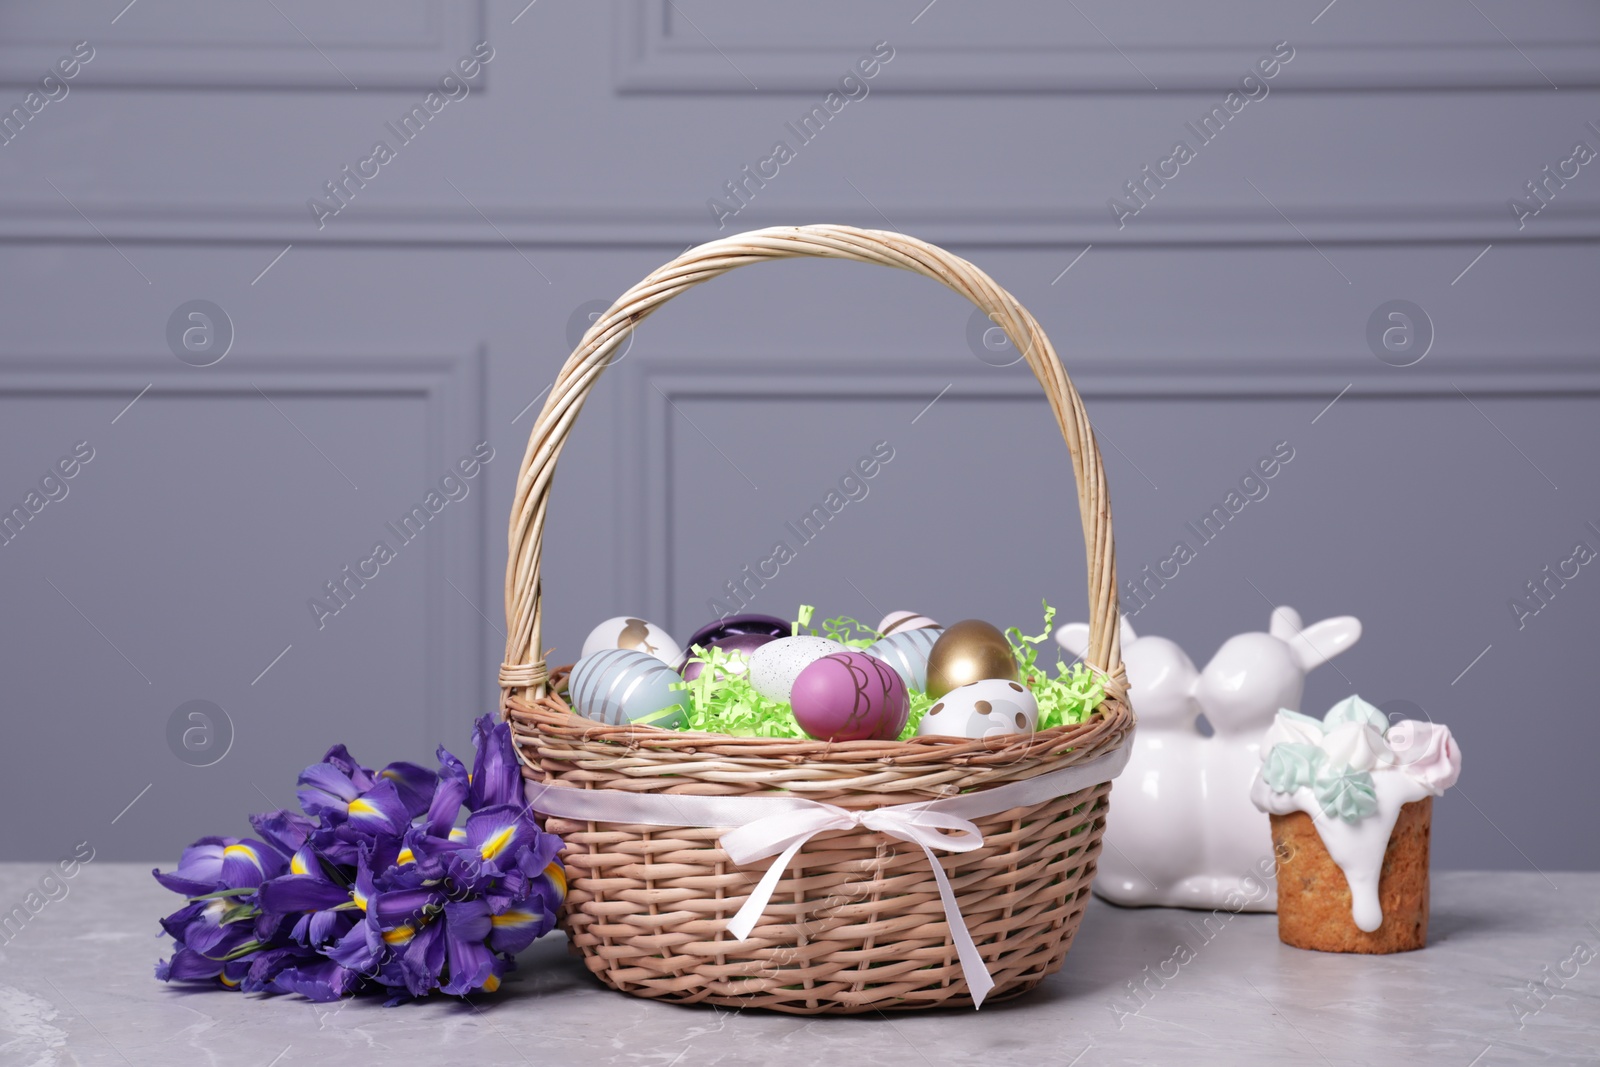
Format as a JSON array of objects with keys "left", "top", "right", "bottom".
[{"left": 525, "top": 743, "right": 1129, "bottom": 1008}]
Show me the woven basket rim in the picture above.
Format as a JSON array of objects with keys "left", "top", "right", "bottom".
[
  {"left": 508, "top": 692, "right": 1130, "bottom": 762},
  {"left": 509, "top": 687, "right": 1132, "bottom": 803}
]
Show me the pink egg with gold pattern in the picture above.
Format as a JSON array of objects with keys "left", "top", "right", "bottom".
[{"left": 790, "top": 652, "right": 909, "bottom": 742}]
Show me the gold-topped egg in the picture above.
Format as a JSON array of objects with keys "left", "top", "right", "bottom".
[{"left": 923, "top": 619, "right": 1016, "bottom": 700}]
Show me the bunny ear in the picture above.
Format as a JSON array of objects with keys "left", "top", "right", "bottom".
[
  {"left": 1269, "top": 606, "right": 1303, "bottom": 641},
  {"left": 1054, "top": 622, "right": 1091, "bottom": 657},
  {"left": 1287, "top": 615, "right": 1362, "bottom": 671}
]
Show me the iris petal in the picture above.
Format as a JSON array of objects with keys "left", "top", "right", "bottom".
[
  {"left": 377, "top": 761, "right": 438, "bottom": 819},
  {"left": 248, "top": 809, "right": 316, "bottom": 860},
  {"left": 296, "top": 762, "right": 361, "bottom": 819},
  {"left": 440, "top": 900, "right": 496, "bottom": 995},
  {"left": 343, "top": 779, "right": 410, "bottom": 836},
  {"left": 157, "top": 946, "right": 224, "bottom": 982},
  {"left": 370, "top": 888, "right": 442, "bottom": 930},
  {"left": 257, "top": 875, "right": 352, "bottom": 914},
  {"left": 467, "top": 716, "right": 521, "bottom": 811}
]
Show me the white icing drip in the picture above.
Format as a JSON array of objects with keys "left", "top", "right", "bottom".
[{"left": 1251, "top": 768, "right": 1430, "bottom": 931}]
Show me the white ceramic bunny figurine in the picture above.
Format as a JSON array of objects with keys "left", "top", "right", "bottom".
[
  {"left": 1056, "top": 617, "right": 1208, "bottom": 906},
  {"left": 1056, "top": 606, "right": 1361, "bottom": 911}
]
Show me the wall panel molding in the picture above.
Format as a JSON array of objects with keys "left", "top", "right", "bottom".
[
  {"left": 4, "top": 201, "right": 1596, "bottom": 248},
  {"left": 0, "top": 347, "right": 490, "bottom": 742},
  {"left": 0, "top": 1, "right": 485, "bottom": 91},
  {"left": 615, "top": 0, "right": 1600, "bottom": 94},
  {"left": 628, "top": 355, "right": 1600, "bottom": 625}
]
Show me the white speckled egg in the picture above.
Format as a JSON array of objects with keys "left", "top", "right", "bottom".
[
  {"left": 916, "top": 678, "right": 1038, "bottom": 740},
  {"left": 877, "top": 610, "right": 940, "bottom": 636},
  {"left": 863, "top": 627, "right": 943, "bottom": 692},
  {"left": 747, "top": 636, "right": 845, "bottom": 703},
  {"left": 581, "top": 616, "right": 682, "bottom": 665},
  {"left": 568, "top": 648, "right": 690, "bottom": 728}
]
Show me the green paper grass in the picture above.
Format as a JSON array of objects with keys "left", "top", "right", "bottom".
[
  {"left": 668, "top": 602, "right": 1104, "bottom": 740},
  {"left": 1005, "top": 600, "right": 1105, "bottom": 732}
]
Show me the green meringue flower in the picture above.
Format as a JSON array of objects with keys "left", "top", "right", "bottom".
[
  {"left": 1322, "top": 694, "right": 1388, "bottom": 734},
  {"left": 1264, "top": 742, "right": 1324, "bottom": 793},
  {"left": 1313, "top": 764, "right": 1378, "bottom": 822}
]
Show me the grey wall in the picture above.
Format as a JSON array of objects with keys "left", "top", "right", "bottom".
[{"left": 1, "top": 1, "right": 1597, "bottom": 875}]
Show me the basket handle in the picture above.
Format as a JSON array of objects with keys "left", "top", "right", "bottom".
[{"left": 500, "top": 225, "right": 1125, "bottom": 707}]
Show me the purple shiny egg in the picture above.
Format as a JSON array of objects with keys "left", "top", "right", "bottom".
[
  {"left": 684, "top": 613, "right": 791, "bottom": 651},
  {"left": 679, "top": 631, "right": 779, "bottom": 681},
  {"left": 790, "top": 652, "right": 910, "bottom": 743}
]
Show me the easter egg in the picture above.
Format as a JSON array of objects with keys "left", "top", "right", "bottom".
[
  {"left": 581, "top": 616, "right": 682, "bottom": 665},
  {"left": 680, "top": 631, "right": 777, "bottom": 682},
  {"left": 877, "top": 610, "right": 940, "bottom": 636},
  {"left": 923, "top": 620, "right": 1017, "bottom": 700},
  {"left": 862, "top": 627, "right": 943, "bottom": 692},
  {"left": 747, "top": 636, "right": 845, "bottom": 703},
  {"left": 684, "top": 613, "right": 791, "bottom": 650},
  {"left": 568, "top": 648, "right": 690, "bottom": 729},
  {"left": 916, "top": 678, "right": 1038, "bottom": 740},
  {"left": 790, "top": 652, "right": 910, "bottom": 742},
  {"left": 678, "top": 613, "right": 789, "bottom": 681}
]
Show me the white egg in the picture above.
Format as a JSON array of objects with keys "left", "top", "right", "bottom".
[
  {"left": 568, "top": 648, "right": 690, "bottom": 728},
  {"left": 877, "top": 610, "right": 940, "bottom": 636},
  {"left": 581, "top": 616, "right": 682, "bottom": 665},
  {"left": 747, "top": 636, "right": 846, "bottom": 703},
  {"left": 916, "top": 678, "right": 1039, "bottom": 740}
]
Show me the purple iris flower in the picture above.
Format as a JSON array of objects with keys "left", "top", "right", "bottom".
[
  {"left": 158, "top": 898, "right": 259, "bottom": 961},
  {"left": 245, "top": 946, "right": 364, "bottom": 1002},
  {"left": 248, "top": 809, "right": 316, "bottom": 860},
  {"left": 297, "top": 766, "right": 413, "bottom": 838},
  {"left": 154, "top": 713, "right": 564, "bottom": 1002},
  {"left": 444, "top": 805, "right": 551, "bottom": 888},
  {"left": 426, "top": 746, "right": 470, "bottom": 834},
  {"left": 152, "top": 837, "right": 284, "bottom": 897},
  {"left": 156, "top": 946, "right": 253, "bottom": 989},
  {"left": 467, "top": 716, "right": 522, "bottom": 811}
]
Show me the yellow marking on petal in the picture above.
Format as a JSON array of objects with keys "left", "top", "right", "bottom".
[
  {"left": 447, "top": 827, "right": 467, "bottom": 843},
  {"left": 289, "top": 853, "right": 309, "bottom": 876},
  {"left": 481, "top": 974, "right": 499, "bottom": 993},
  {"left": 222, "top": 844, "right": 263, "bottom": 872},
  {"left": 545, "top": 862, "right": 567, "bottom": 897},
  {"left": 396, "top": 848, "right": 415, "bottom": 866},
  {"left": 219, "top": 972, "right": 240, "bottom": 988},
  {"left": 478, "top": 825, "right": 516, "bottom": 861},
  {"left": 347, "top": 797, "right": 381, "bottom": 818},
  {"left": 352, "top": 890, "right": 368, "bottom": 913},
  {"left": 490, "top": 910, "right": 538, "bottom": 928},
  {"left": 382, "top": 925, "right": 416, "bottom": 945}
]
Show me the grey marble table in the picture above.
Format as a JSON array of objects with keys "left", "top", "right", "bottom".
[{"left": 0, "top": 865, "right": 1594, "bottom": 1067}]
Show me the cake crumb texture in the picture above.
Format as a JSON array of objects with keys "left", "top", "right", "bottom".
[{"left": 1271, "top": 796, "right": 1432, "bottom": 954}]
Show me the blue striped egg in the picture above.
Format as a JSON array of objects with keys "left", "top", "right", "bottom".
[
  {"left": 863, "top": 627, "right": 943, "bottom": 692},
  {"left": 568, "top": 648, "right": 690, "bottom": 729}
]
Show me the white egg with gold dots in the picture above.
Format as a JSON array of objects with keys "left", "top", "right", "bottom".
[{"left": 916, "top": 678, "right": 1038, "bottom": 740}]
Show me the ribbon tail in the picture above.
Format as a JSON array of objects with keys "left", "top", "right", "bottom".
[
  {"left": 917, "top": 842, "right": 995, "bottom": 1008},
  {"left": 725, "top": 836, "right": 810, "bottom": 941}
]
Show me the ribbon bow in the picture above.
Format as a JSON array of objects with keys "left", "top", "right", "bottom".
[
  {"left": 526, "top": 744, "right": 1128, "bottom": 1008},
  {"left": 721, "top": 800, "right": 992, "bottom": 1002}
]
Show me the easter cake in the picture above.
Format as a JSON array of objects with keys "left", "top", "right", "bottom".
[{"left": 1251, "top": 695, "right": 1462, "bottom": 953}]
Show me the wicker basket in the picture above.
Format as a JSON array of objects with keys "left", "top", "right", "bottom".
[{"left": 500, "top": 225, "right": 1132, "bottom": 1014}]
